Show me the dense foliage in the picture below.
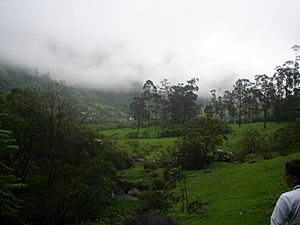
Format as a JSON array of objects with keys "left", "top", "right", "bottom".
[
  {"left": 272, "top": 118, "right": 300, "bottom": 156},
  {"left": 175, "top": 116, "right": 231, "bottom": 170},
  {"left": 236, "top": 128, "right": 271, "bottom": 160},
  {"left": 140, "top": 170, "right": 178, "bottom": 214},
  {"left": 0, "top": 127, "right": 25, "bottom": 221},
  {"left": 0, "top": 82, "right": 121, "bottom": 225}
]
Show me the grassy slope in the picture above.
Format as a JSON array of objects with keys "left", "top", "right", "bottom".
[
  {"left": 171, "top": 152, "right": 300, "bottom": 225},
  {"left": 109, "top": 122, "right": 296, "bottom": 225},
  {"left": 116, "top": 153, "right": 300, "bottom": 225}
]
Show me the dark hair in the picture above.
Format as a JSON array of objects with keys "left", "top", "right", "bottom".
[
  {"left": 286, "top": 160, "right": 300, "bottom": 182},
  {"left": 124, "top": 213, "right": 179, "bottom": 225}
]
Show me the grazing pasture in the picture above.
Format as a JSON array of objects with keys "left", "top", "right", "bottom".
[{"left": 105, "top": 121, "right": 295, "bottom": 225}]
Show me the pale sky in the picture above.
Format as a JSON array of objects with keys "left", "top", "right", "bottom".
[{"left": 0, "top": 0, "right": 299, "bottom": 95}]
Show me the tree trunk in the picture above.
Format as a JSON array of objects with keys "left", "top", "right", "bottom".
[{"left": 263, "top": 110, "right": 267, "bottom": 129}]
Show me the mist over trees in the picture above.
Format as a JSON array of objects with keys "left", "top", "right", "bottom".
[
  {"left": 129, "top": 45, "right": 300, "bottom": 131},
  {"left": 206, "top": 45, "right": 300, "bottom": 127},
  {"left": 130, "top": 45, "right": 300, "bottom": 131}
]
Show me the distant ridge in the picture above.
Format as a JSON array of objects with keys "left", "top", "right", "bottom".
[
  {"left": 0, "top": 64, "right": 139, "bottom": 129},
  {"left": 0, "top": 64, "right": 52, "bottom": 91}
]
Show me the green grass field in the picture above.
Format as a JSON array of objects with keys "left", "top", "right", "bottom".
[
  {"left": 116, "top": 152, "right": 300, "bottom": 225},
  {"left": 100, "top": 121, "right": 287, "bottom": 155},
  {"left": 107, "top": 121, "right": 296, "bottom": 225},
  {"left": 170, "top": 152, "right": 300, "bottom": 225}
]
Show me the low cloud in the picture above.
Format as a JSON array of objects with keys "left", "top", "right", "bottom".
[{"left": 0, "top": 0, "right": 299, "bottom": 96}]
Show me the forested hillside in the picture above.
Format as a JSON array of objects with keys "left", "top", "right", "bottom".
[
  {"left": 0, "top": 65, "right": 51, "bottom": 91},
  {"left": 0, "top": 64, "right": 139, "bottom": 129}
]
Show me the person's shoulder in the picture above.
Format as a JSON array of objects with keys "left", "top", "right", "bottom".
[
  {"left": 280, "top": 188, "right": 300, "bottom": 201},
  {"left": 278, "top": 192, "right": 289, "bottom": 202}
]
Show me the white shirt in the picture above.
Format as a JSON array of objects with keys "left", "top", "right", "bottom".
[{"left": 271, "top": 185, "right": 300, "bottom": 225}]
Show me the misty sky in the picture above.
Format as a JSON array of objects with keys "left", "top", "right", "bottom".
[{"left": 0, "top": 0, "right": 299, "bottom": 94}]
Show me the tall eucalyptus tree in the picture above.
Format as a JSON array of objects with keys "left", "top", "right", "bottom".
[
  {"left": 223, "top": 90, "right": 237, "bottom": 123},
  {"left": 255, "top": 74, "right": 275, "bottom": 128},
  {"left": 168, "top": 78, "right": 199, "bottom": 124},
  {"left": 142, "top": 80, "right": 159, "bottom": 126},
  {"left": 232, "top": 79, "right": 253, "bottom": 127},
  {"left": 210, "top": 89, "right": 224, "bottom": 120}
]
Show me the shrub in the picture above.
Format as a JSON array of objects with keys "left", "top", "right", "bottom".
[
  {"left": 272, "top": 118, "right": 300, "bottom": 155},
  {"left": 175, "top": 116, "right": 231, "bottom": 170},
  {"left": 139, "top": 171, "right": 178, "bottom": 214},
  {"left": 237, "top": 128, "right": 272, "bottom": 160},
  {"left": 272, "top": 128, "right": 295, "bottom": 156}
]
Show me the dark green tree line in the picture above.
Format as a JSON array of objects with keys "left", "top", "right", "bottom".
[{"left": 130, "top": 78, "right": 199, "bottom": 128}]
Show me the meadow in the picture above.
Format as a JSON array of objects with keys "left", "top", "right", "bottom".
[
  {"left": 169, "top": 153, "right": 300, "bottom": 225},
  {"left": 114, "top": 152, "right": 300, "bottom": 225},
  {"left": 100, "top": 121, "right": 297, "bottom": 225},
  {"left": 100, "top": 121, "right": 286, "bottom": 153}
]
